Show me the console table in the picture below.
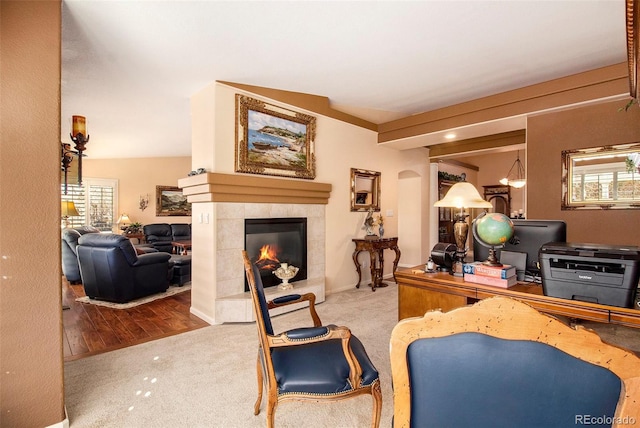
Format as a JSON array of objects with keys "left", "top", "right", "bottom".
[
  {"left": 352, "top": 237, "right": 401, "bottom": 291},
  {"left": 396, "top": 267, "right": 640, "bottom": 329}
]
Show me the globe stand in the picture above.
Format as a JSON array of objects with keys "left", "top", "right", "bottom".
[
  {"left": 472, "top": 211, "right": 514, "bottom": 269},
  {"left": 483, "top": 246, "right": 503, "bottom": 267}
]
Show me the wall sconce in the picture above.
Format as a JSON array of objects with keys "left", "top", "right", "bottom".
[
  {"left": 69, "top": 115, "right": 89, "bottom": 185},
  {"left": 61, "top": 142, "right": 76, "bottom": 195},
  {"left": 499, "top": 151, "right": 526, "bottom": 188},
  {"left": 139, "top": 194, "right": 150, "bottom": 211}
]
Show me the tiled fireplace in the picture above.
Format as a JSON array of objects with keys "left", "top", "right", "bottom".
[
  {"left": 178, "top": 172, "right": 331, "bottom": 324},
  {"left": 214, "top": 202, "right": 326, "bottom": 323}
]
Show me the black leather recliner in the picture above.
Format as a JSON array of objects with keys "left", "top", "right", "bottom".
[
  {"left": 143, "top": 223, "right": 174, "bottom": 253},
  {"left": 61, "top": 226, "right": 100, "bottom": 283},
  {"left": 143, "top": 223, "right": 191, "bottom": 253},
  {"left": 171, "top": 223, "right": 191, "bottom": 242},
  {"left": 77, "top": 233, "right": 173, "bottom": 303}
]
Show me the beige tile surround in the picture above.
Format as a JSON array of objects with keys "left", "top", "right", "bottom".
[{"left": 213, "top": 202, "right": 326, "bottom": 323}]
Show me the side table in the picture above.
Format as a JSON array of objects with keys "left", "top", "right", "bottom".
[
  {"left": 124, "top": 233, "right": 146, "bottom": 244},
  {"left": 352, "top": 237, "right": 401, "bottom": 291}
]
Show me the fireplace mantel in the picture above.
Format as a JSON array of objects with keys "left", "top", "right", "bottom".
[{"left": 178, "top": 172, "right": 332, "bottom": 205}]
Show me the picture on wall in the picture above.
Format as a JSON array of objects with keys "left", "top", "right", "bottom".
[
  {"left": 235, "top": 94, "right": 316, "bottom": 179},
  {"left": 156, "top": 185, "right": 191, "bottom": 216}
]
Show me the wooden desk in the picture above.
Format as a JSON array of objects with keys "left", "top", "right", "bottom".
[
  {"left": 352, "top": 237, "right": 401, "bottom": 291},
  {"left": 396, "top": 267, "right": 640, "bottom": 329}
]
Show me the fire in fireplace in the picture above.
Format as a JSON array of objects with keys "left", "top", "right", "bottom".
[{"left": 245, "top": 218, "right": 307, "bottom": 290}]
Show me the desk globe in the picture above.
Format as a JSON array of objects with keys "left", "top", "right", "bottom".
[{"left": 472, "top": 212, "right": 514, "bottom": 266}]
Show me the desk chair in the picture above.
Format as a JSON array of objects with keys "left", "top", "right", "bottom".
[{"left": 390, "top": 297, "right": 640, "bottom": 428}]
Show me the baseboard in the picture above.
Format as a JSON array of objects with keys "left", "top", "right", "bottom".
[
  {"left": 45, "top": 407, "right": 69, "bottom": 428},
  {"left": 190, "top": 306, "right": 218, "bottom": 325}
]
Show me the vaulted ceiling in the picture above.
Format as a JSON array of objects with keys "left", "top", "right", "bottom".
[{"left": 62, "top": 0, "right": 628, "bottom": 159}]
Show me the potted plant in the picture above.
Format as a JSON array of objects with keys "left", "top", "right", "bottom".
[{"left": 125, "top": 222, "right": 143, "bottom": 234}]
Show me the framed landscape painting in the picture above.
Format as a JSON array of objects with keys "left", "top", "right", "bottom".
[
  {"left": 235, "top": 94, "right": 316, "bottom": 179},
  {"left": 156, "top": 185, "right": 191, "bottom": 216}
]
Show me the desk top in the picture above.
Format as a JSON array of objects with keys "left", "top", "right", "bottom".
[{"left": 396, "top": 266, "right": 640, "bottom": 328}]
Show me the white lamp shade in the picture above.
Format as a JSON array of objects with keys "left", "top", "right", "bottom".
[
  {"left": 434, "top": 182, "right": 492, "bottom": 209},
  {"left": 117, "top": 214, "right": 131, "bottom": 224}
]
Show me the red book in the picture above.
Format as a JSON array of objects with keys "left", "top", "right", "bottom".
[
  {"left": 463, "top": 272, "right": 517, "bottom": 288},
  {"left": 463, "top": 262, "right": 516, "bottom": 279}
]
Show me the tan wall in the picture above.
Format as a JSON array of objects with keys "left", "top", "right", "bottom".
[
  {"left": 192, "top": 83, "right": 431, "bottom": 296},
  {"left": 83, "top": 157, "right": 192, "bottom": 227},
  {"left": 0, "top": 1, "right": 66, "bottom": 426},
  {"left": 528, "top": 100, "right": 640, "bottom": 246}
]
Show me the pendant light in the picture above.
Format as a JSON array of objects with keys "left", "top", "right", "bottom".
[{"left": 500, "top": 151, "right": 526, "bottom": 188}]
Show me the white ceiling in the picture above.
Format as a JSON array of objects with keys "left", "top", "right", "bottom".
[{"left": 61, "top": 0, "right": 628, "bottom": 159}]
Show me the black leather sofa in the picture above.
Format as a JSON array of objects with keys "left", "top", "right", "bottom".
[
  {"left": 143, "top": 223, "right": 191, "bottom": 253},
  {"left": 77, "top": 233, "right": 173, "bottom": 303},
  {"left": 61, "top": 226, "right": 100, "bottom": 283}
]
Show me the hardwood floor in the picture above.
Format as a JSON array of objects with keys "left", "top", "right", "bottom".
[{"left": 62, "top": 278, "right": 208, "bottom": 361}]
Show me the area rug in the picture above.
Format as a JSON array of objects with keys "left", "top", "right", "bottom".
[{"left": 75, "top": 284, "right": 191, "bottom": 309}]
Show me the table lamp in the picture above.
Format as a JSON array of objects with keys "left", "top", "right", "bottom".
[
  {"left": 61, "top": 200, "right": 80, "bottom": 228},
  {"left": 434, "top": 182, "right": 492, "bottom": 276},
  {"left": 117, "top": 213, "right": 131, "bottom": 231}
]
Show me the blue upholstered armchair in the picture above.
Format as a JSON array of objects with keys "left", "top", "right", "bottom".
[
  {"left": 390, "top": 297, "right": 640, "bottom": 428},
  {"left": 77, "top": 233, "right": 173, "bottom": 303},
  {"left": 241, "top": 250, "right": 382, "bottom": 428}
]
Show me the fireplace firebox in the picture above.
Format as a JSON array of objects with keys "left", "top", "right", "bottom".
[{"left": 245, "top": 218, "right": 307, "bottom": 290}]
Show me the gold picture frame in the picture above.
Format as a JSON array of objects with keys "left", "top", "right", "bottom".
[
  {"left": 235, "top": 94, "right": 316, "bottom": 179},
  {"left": 156, "top": 185, "right": 191, "bottom": 216}
]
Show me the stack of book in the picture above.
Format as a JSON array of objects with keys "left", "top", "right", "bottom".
[{"left": 462, "top": 262, "right": 517, "bottom": 288}]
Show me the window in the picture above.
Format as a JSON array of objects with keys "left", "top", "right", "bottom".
[{"left": 61, "top": 178, "right": 118, "bottom": 231}]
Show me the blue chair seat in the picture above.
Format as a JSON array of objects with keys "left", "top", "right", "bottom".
[{"left": 272, "top": 334, "right": 379, "bottom": 396}]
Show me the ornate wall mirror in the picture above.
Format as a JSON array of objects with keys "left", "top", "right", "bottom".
[
  {"left": 483, "top": 185, "right": 511, "bottom": 216},
  {"left": 351, "top": 168, "right": 381, "bottom": 212},
  {"left": 562, "top": 143, "right": 640, "bottom": 210}
]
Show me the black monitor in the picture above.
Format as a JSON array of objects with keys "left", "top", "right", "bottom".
[{"left": 473, "top": 219, "right": 567, "bottom": 282}]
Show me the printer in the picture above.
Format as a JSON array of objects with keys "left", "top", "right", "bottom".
[{"left": 540, "top": 242, "right": 640, "bottom": 308}]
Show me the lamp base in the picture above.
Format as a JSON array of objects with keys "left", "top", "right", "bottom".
[{"left": 452, "top": 259, "right": 465, "bottom": 277}]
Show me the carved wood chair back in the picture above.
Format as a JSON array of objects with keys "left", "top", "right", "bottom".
[{"left": 390, "top": 296, "right": 640, "bottom": 428}]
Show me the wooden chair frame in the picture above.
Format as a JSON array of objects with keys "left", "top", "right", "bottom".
[
  {"left": 242, "top": 251, "right": 382, "bottom": 428},
  {"left": 390, "top": 296, "right": 640, "bottom": 428}
]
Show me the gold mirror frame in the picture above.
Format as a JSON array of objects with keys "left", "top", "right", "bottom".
[
  {"left": 561, "top": 143, "right": 640, "bottom": 210},
  {"left": 350, "top": 168, "right": 381, "bottom": 212}
]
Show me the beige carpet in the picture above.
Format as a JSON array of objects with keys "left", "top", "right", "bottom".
[
  {"left": 64, "top": 283, "right": 640, "bottom": 427},
  {"left": 75, "top": 284, "right": 191, "bottom": 309}
]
